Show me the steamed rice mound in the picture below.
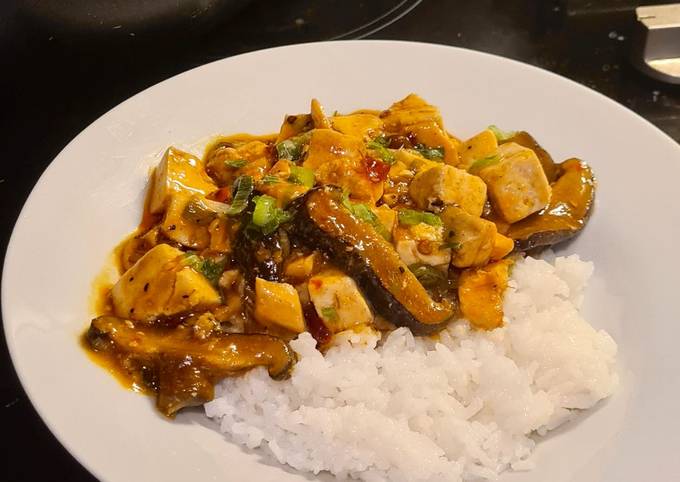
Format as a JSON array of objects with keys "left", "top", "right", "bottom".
[{"left": 205, "top": 255, "right": 618, "bottom": 481}]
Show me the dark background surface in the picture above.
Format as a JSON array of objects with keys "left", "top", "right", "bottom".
[{"left": 1, "top": 1, "right": 678, "bottom": 480}]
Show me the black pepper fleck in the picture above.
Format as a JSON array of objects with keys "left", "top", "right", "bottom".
[
  {"left": 168, "top": 225, "right": 176, "bottom": 231},
  {"left": 398, "top": 266, "right": 405, "bottom": 274},
  {"left": 143, "top": 283, "right": 149, "bottom": 292}
]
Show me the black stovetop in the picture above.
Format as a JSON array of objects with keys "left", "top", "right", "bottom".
[{"left": 1, "top": 1, "right": 678, "bottom": 480}]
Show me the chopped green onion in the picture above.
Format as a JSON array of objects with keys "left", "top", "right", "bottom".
[
  {"left": 184, "top": 253, "right": 226, "bottom": 285},
  {"left": 340, "top": 191, "right": 390, "bottom": 239},
  {"left": 370, "top": 135, "right": 389, "bottom": 147},
  {"left": 262, "top": 174, "right": 280, "bottom": 185},
  {"left": 398, "top": 209, "right": 443, "bottom": 227},
  {"left": 252, "top": 195, "right": 277, "bottom": 227},
  {"left": 413, "top": 145, "right": 445, "bottom": 160},
  {"left": 251, "top": 195, "right": 292, "bottom": 235},
  {"left": 275, "top": 139, "right": 302, "bottom": 161},
  {"left": 275, "top": 133, "right": 311, "bottom": 162},
  {"left": 320, "top": 307, "right": 338, "bottom": 321},
  {"left": 488, "top": 125, "right": 516, "bottom": 141},
  {"left": 408, "top": 263, "right": 448, "bottom": 289},
  {"left": 225, "top": 175, "right": 253, "bottom": 215},
  {"left": 468, "top": 155, "right": 500, "bottom": 174},
  {"left": 288, "top": 166, "right": 315, "bottom": 188},
  {"left": 367, "top": 137, "right": 395, "bottom": 165},
  {"left": 225, "top": 159, "right": 247, "bottom": 168},
  {"left": 350, "top": 203, "right": 377, "bottom": 223}
]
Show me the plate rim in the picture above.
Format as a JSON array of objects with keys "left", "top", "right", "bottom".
[{"left": 3, "top": 39, "right": 679, "bottom": 481}]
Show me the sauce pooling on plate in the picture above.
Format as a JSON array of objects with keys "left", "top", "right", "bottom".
[{"left": 84, "top": 94, "right": 595, "bottom": 416}]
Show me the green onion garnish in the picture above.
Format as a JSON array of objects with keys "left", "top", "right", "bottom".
[
  {"left": 367, "top": 136, "right": 395, "bottom": 165},
  {"left": 320, "top": 307, "right": 338, "bottom": 321},
  {"left": 398, "top": 209, "right": 442, "bottom": 227},
  {"left": 468, "top": 155, "right": 500, "bottom": 174},
  {"left": 225, "top": 175, "right": 254, "bottom": 215},
  {"left": 413, "top": 145, "right": 445, "bottom": 160},
  {"left": 262, "top": 174, "right": 280, "bottom": 185},
  {"left": 225, "top": 159, "right": 247, "bottom": 168},
  {"left": 288, "top": 166, "right": 315, "bottom": 188},
  {"left": 488, "top": 125, "right": 517, "bottom": 142},
  {"left": 251, "top": 195, "right": 293, "bottom": 235},
  {"left": 184, "top": 253, "right": 226, "bottom": 285}
]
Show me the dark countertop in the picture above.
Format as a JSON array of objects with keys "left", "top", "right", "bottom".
[{"left": 1, "top": 1, "right": 678, "bottom": 480}]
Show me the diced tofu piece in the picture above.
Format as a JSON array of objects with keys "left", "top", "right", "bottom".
[
  {"left": 303, "top": 129, "right": 364, "bottom": 170},
  {"left": 161, "top": 193, "right": 211, "bottom": 250},
  {"left": 409, "top": 164, "right": 487, "bottom": 216},
  {"left": 328, "top": 324, "right": 382, "bottom": 348},
  {"left": 381, "top": 94, "right": 444, "bottom": 132},
  {"left": 395, "top": 240, "right": 451, "bottom": 267},
  {"left": 276, "top": 114, "right": 313, "bottom": 143},
  {"left": 478, "top": 142, "right": 552, "bottom": 223},
  {"left": 119, "top": 226, "right": 161, "bottom": 272},
  {"left": 490, "top": 232, "right": 514, "bottom": 260},
  {"left": 315, "top": 157, "right": 383, "bottom": 204},
  {"left": 254, "top": 278, "right": 305, "bottom": 333},
  {"left": 331, "top": 113, "right": 384, "bottom": 139},
  {"left": 149, "top": 147, "right": 217, "bottom": 214},
  {"left": 168, "top": 267, "right": 222, "bottom": 315},
  {"left": 393, "top": 222, "right": 451, "bottom": 267},
  {"left": 459, "top": 129, "right": 499, "bottom": 170},
  {"left": 308, "top": 271, "right": 373, "bottom": 332},
  {"left": 440, "top": 206, "right": 497, "bottom": 268},
  {"left": 458, "top": 259, "right": 513, "bottom": 330},
  {"left": 111, "top": 244, "right": 221, "bottom": 322},
  {"left": 205, "top": 140, "right": 272, "bottom": 186},
  {"left": 284, "top": 253, "right": 318, "bottom": 281},
  {"left": 406, "top": 122, "right": 460, "bottom": 165},
  {"left": 393, "top": 149, "right": 439, "bottom": 174},
  {"left": 310, "top": 99, "right": 332, "bottom": 129},
  {"left": 371, "top": 205, "right": 397, "bottom": 236}
]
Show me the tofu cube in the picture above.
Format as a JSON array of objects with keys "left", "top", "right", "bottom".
[
  {"left": 460, "top": 129, "right": 499, "bottom": 170},
  {"left": 149, "top": 147, "right": 216, "bottom": 214},
  {"left": 308, "top": 271, "right": 373, "bottom": 332},
  {"left": 440, "top": 206, "right": 497, "bottom": 268},
  {"left": 284, "top": 253, "right": 318, "bottom": 281},
  {"left": 478, "top": 142, "right": 551, "bottom": 223},
  {"left": 254, "top": 278, "right": 305, "bottom": 333},
  {"left": 393, "top": 149, "right": 439, "bottom": 173},
  {"left": 161, "top": 193, "right": 211, "bottom": 250},
  {"left": 315, "top": 157, "right": 383, "bottom": 204},
  {"left": 111, "top": 244, "right": 220, "bottom": 322},
  {"left": 490, "top": 232, "right": 514, "bottom": 260},
  {"left": 380, "top": 94, "right": 444, "bottom": 132},
  {"left": 409, "top": 165, "right": 487, "bottom": 216},
  {"left": 393, "top": 222, "right": 451, "bottom": 267},
  {"left": 406, "top": 122, "right": 460, "bottom": 165},
  {"left": 303, "top": 129, "right": 363, "bottom": 170},
  {"left": 331, "top": 113, "right": 384, "bottom": 139}
]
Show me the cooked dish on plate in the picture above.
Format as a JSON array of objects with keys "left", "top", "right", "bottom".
[{"left": 84, "top": 95, "right": 617, "bottom": 481}]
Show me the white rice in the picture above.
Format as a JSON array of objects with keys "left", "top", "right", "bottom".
[{"left": 205, "top": 255, "right": 618, "bottom": 481}]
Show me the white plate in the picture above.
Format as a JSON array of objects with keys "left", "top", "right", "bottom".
[{"left": 4, "top": 41, "right": 680, "bottom": 482}]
